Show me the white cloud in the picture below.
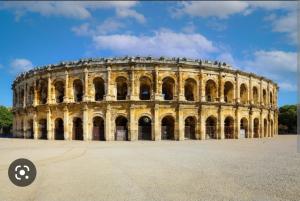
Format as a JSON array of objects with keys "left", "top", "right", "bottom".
[
  {"left": 0, "top": 1, "right": 144, "bottom": 22},
  {"left": 10, "top": 58, "right": 33, "bottom": 74},
  {"left": 278, "top": 82, "right": 297, "bottom": 92},
  {"left": 173, "top": 1, "right": 296, "bottom": 19},
  {"left": 92, "top": 29, "right": 217, "bottom": 58}
]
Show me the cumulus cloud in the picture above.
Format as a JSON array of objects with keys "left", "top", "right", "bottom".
[
  {"left": 0, "top": 1, "right": 144, "bottom": 22},
  {"left": 92, "top": 29, "right": 217, "bottom": 58},
  {"left": 10, "top": 58, "right": 33, "bottom": 74},
  {"left": 173, "top": 1, "right": 296, "bottom": 19}
]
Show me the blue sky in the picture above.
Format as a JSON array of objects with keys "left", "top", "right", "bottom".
[{"left": 0, "top": 1, "right": 297, "bottom": 107}]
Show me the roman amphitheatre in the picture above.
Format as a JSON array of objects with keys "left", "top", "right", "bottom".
[{"left": 12, "top": 56, "right": 278, "bottom": 141}]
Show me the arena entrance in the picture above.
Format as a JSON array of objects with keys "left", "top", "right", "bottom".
[
  {"left": 55, "top": 118, "right": 64, "bottom": 140},
  {"left": 27, "top": 119, "right": 34, "bottom": 139},
  {"left": 264, "top": 119, "right": 268, "bottom": 137},
  {"left": 224, "top": 116, "right": 234, "bottom": 139},
  {"left": 240, "top": 118, "right": 248, "bottom": 138},
  {"left": 185, "top": 116, "right": 196, "bottom": 139},
  {"left": 39, "top": 119, "right": 47, "bottom": 139},
  {"left": 253, "top": 118, "right": 259, "bottom": 138},
  {"left": 73, "top": 118, "right": 83, "bottom": 140},
  {"left": 138, "top": 116, "right": 152, "bottom": 140},
  {"left": 206, "top": 116, "right": 217, "bottom": 139},
  {"left": 161, "top": 116, "right": 174, "bottom": 140},
  {"left": 93, "top": 116, "right": 105, "bottom": 141},
  {"left": 115, "top": 116, "right": 128, "bottom": 141}
]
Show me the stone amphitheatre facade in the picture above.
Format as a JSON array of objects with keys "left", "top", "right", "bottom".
[{"left": 12, "top": 57, "right": 278, "bottom": 141}]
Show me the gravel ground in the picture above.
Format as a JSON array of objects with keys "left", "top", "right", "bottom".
[{"left": 0, "top": 135, "right": 299, "bottom": 201}]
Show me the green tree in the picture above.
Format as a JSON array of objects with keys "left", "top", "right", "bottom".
[
  {"left": 278, "top": 104, "right": 297, "bottom": 134},
  {"left": 0, "top": 106, "right": 13, "bottom": 134}
]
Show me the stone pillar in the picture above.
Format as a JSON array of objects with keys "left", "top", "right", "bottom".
[
  {"left": 33, "top": 80, "right": 38, "bottom": 106},
  {"left": 129, "top": 105, "right": 137, "bottom": 140},
  {"left": 218, "top": 106, "right": 224, "bottom": 139},
  {"left": 33, "top": 113, "right": 38, "bottom": 139},
  {"left": 178, "top": 67, "right": 185, "bottom": 101},
  {"left": 105, "top": 66, "right": 113, "bottom": 101},
  {"left": 23, "top": 85, "right": 27, "bottom": 107},
  {"left": 64, "top": 70, "right": 69, "bottom": 103},
  {"left": 177, "top": 105, "right": 184, "bottom": 140},
  {"left": 260, "top": 110, "right": 263, "bottom": 138},
  {"left": 153, "top": 104, "right": 160, "bottom": 140},
  {"left": 200, "top": 72, "right": 206, "bottom": 102},
  {"left": 198, "top": 107, "right": 205, "bottom": 140},
  {"left": 46, "top": 107, "right": 53, "bottom": 140},
  {"left": 249, "top": 111, "right": 253, "bottom": 138},
  {"left": 23, "top": 116, "right": 26, "bottom": 138},
  {"left": 236, "top": 73, "right": 240, "bottom": 103},
  {"left": 219, "top": 73, "right": 224, "bottom": 102},
  {"left": 249, "top": 77, "right": 253, "bottom": 104},
  {"left": 83, "top": 104, "right": 89, "bottom": 140},
  {"left": 235, "top": 107, "right": 240, "bottom": 139},
  {"left": 105, "top": 105, "right": 112, "bottom": 140},
  {"left": 154, "top": 66, "right": 163, "bottom": 101},
  {"left": 129, "top": 66, "right": 138, "bottom": 101},
  {"left": 63, "top": 106, "right": 69, "bottom": 140},
  {"left": 47, "top": 74, "right": 51, "bottom": 104},
  {"left": 260, "top": 79, "right": 263, "bottom": 105},
  {"left": 83, "top": 68, "right": 89, "bottom": 102}
]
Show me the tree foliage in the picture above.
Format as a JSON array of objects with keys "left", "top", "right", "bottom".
[
  {"left": 0, "top": 106, "right": 13, "bottom": 129},
  {"left": 278, "top": 104, "right": 297, "bottom": 134}
]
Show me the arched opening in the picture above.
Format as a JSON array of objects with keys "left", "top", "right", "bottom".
[
  {"left": 116, "top": 77, "right": 128, "bottom": 100},
  {"left": 161, "top": 116, "right": 175, "bottom": 140},
  {"left": 224, "top": 81, "right": 234, "bottom": 103},
  {"left": 162, "top": 77, "right": 175, "bottom": 100},
  {"left": 27, "top": 119, "right": 34, "bottom": 139},
  {"left": 240, "top": 84, "right": 248, "bottom": 104},
  {"left": 185, "top": 116, "right": 196, "bottom": 139},
  {"left": 253, "top": 118, "right": 259, "bottom": 138},
  {"left": 93, "top": 116, "right": 105, "bottom": 140},
  {"left": 184, "top": 78, "right": 197, "bottom": 101},
  {"left": 240, "top": 118, "right": 248, "bottom": 138},
  {"left": 138, "top": 116, "right": 152, "bottom": 140},
  {"left": 206, "top": 116, "right": 217, "bottom": 139},
  {"left": 270, "top": 120, "right": 274, "bottom": 137},
  {"left": 73, "top": 118, "right": 83, "bottom": 140},
  {"left": 55, "top": 118, "right": 64, "bottom": 140},
  {"left": 115, "top": 116, "right": 128, "bottom": 140},
  {"left": 205, "top": 80, "right": 217, "bottom": 102},
  {"left": 270, "top": 92, "right": 273, "bottom": 105},
  {"left": 263, "top": 89, "right": 267, "bottom": 105},
  {"left": 264, "top": 119, "right": 268, "bottom": 137},
  {"left": 94, "top": 77, "right": 105, "bottom": 101},
  {"left": 224, "top": 116, "right": 234, "bottom": 139},
  {"left": 38, "top": 80, "right": 48, "bottom": 104},
  {"left": 54, "top": 81, "right": 65, "bottom": 103},
  {"left": 253, "top": 87, "right": 259, "bottom": 104},
  {"left": 38, "top": 119, "right": 47, "bottom": 139},
  {"left": 28, "top": 86, "right": 34, "bottom": 105},
  {"left": 73, "top": 79, "right": 83, "bottom": 102},
  {"left": 139, "top": 76, "right": 152, "bottom": 100}
]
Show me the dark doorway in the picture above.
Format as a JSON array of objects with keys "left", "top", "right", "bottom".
[
  {"left": 240, "top": 118, "right": 248, "bottom": 138},
  {"left": 73, "top": 80, "right": 83, "bottom": 102},
  {"left": 264, "top": 119, "right": 268, "bottom": 137},
  {"left": 115, "top": 116, "right": 128, "bottom": 140},
  {"left": 27, "top": 119, "right": 34, "bottom": 139},
  {"left": 162, "top": 77, "right": 175, "bottom": 100},
  {"left": 116, "top": 77, "right": 127, "bottom": 100},
  {"left": 161, "top": 116, "right": 174, "bottom": 140},
  {"left": 55, "top": 118, "right": 64, "bottom": 140},
  {"left": 93, "top": 116, "right": 105, "bottom": 140},
  {"left": 206, "top": 116, "right": 217, "bottom": 139},
  {"left": 73, "top": 118, "right": 83, "bottom": 140},
  {"left": 94, "top": 78, "right": 105, "bottom": 101},
  {"left": 39, "top": 119, "right": 47, "bottom": 139},
  {"left": 138, "top": 116, "right": 152, "bottom": 140},
  {"left": 254, "top": 118, "right": 259, "bottom": 138},
  {"left": 224, "top": 116, "right": 234, "bottom": 139},
  {"left": 185, "top": 116, "right": 196, "bottom": 139}
]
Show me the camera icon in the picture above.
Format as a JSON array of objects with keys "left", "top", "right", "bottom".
[{"left": 8, "top": 158, "right": 36, "bottom": 187}]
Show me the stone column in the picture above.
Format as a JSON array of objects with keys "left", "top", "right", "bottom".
[
  {"left": 249, "top": 111, "right": 253, "bottom": 138},
  {"left": 235, "top": 107, "right": 240, "bottom": 139},
  {"left": 236, "top": 73, "right": 240, "bottom": 103},
  {"left": 33, "top": 80, "right": 38, "bottom": 106},
  {"left": 23, "top": 85, "right": 27, "bottom": 107},
  {"left": 177, "top": 105, "right": 184, "bottom": 140},
  {"left": 129, "top": 104, "right": 137, "bottom": 140},
  {"left": 200, "top": 71, "right": 206, "bottom": 102},
  {"left": 153, "top": 104, "right": 160, "bottom": 140},
  {"left": 219, "top": 73, "right": 224, "bottom": 102},
  {"left": 129, "top": 66, "right": 138, "bottom": 101},
  {"left": 178, "top": 67, "right": 185, "bottom": 101},
  {"left": 260, "top": 110, "right": 263, "bottom": 138},
  {"left": 46, "top": 107, "right": 53, "bottom": 140},
  {"left": 83, "top": 68, "right": 89, "bottom": 102},
  {"left": 23, "top": 116, "right": 26, "bottom": 138},
  {"left": 218, "top": 106, "right": 224, "bottom": 139},
  {"left": 33, "top": 113, "right": 38, "bottom": 139},
  {"left": 63, "top": 106, "right": 69, "bottom": 140},
  {"left": 105, "top": 66, "right": 113, "bottom": 101},
  {"left": 83, "top": 104, "right": 89, "bottom": 140},
  {"left": 64, "top": 70, "right": 69, "bottom": 103},
  {"left": 47, "top": 74, "right": 51, "bottom": 104},
  {"left": 105, "top": 105, "right": 112, "bottom": 140},
  {"left": 260, "top": 79, "right": 263, "bottom": 105},
  {"left": 154, "top": 66, "right": 162, "bottom": 101},
  {"left": 249, "top": 77, "right": 253, "bottom": 104},
  {"left": 197, "top": 107, "right": 203, "bottom": 140}
]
